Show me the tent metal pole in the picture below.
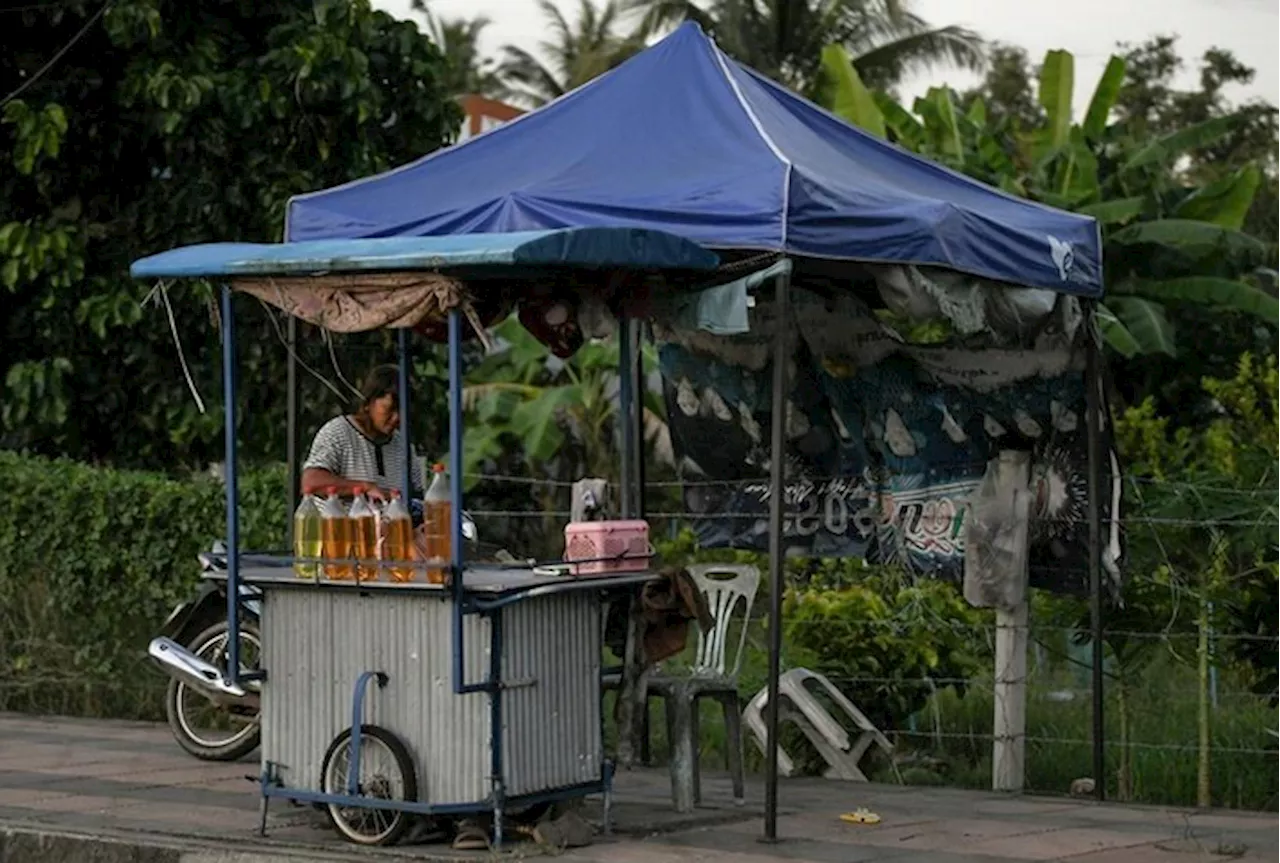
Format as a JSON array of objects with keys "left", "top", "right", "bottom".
[
  {"left": 220, "top": 284, "right": 242, "bottom": 687},
  {"left": 763, "top": 264, "right": 792, "bottom": 842},
  {"left": 1084, "top": 300, "right": 1106, "bottom": 802},
  {"left": 398, "top": 328, "right": 413, "bottom": 502},
  {"left": 634, "top": 320, "right": 647, "bottom": 519},
  {"left": 618, "top": 317, "right": 635, "bottom": 519},
  {"left": 286, "top": 316, "right": 299, "bottom": 546}
]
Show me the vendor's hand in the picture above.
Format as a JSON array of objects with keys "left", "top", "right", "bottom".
[{"left": 365, "top": 486, "right": 393, "bottom": 502}]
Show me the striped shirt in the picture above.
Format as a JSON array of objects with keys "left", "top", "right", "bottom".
[{"left": 304, "top": 416, "right": 424, "bottom": 495}]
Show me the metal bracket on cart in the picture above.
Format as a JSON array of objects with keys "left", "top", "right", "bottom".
[
  {"left": 349, "top": 671, "right": 390, "bottom": 795},
  {"left": 602, "top": 758, "right": 616, "bottom": 835},
  {"left": 257, "top": 761, "right": 285, "bottom": 836}
]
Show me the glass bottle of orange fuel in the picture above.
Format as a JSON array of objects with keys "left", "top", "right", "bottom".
[
  {"left": 319, "top": 487, "right": 354, "bottom": 580},
  {"left": 423, "top": 464, "right": 452, "bottom": 585},
  {"left": 349, "top": 487, "right": 379, "bottom": 582},
  {"left": 381, "top": 490, "right": 415, "bottom": 583}
]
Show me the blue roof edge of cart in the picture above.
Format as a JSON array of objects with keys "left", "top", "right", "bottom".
[{"left": 129, "top": 227, "right": 721, "bottom": 280}]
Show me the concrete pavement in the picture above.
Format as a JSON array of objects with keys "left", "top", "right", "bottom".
[{"left": 0, "top": 713, "right": 1274, "bottom": 862}]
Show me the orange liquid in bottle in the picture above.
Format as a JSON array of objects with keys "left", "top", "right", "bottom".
[
  {"left": 424, "top": 500, "right": 452, "bottom": 585},
  {"left": 322, "top": 517, "right": 354, "bottom": 580},
  {"left": 383, "top": 517, "right": 416, "bottom": 583},
  {"left": 352, "top": 514, "right": 379, "bottom": 581}
]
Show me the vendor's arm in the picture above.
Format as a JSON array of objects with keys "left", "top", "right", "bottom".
[
  {"left": 301, "top": 418, "right": 392, "bottom": 499},
  {"left": 301, "top": 467, "right": 391, "bottom": 499}
]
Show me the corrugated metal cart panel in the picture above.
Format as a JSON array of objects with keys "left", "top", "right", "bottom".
[
  {"left": 261, "top": 589, "right": 491, "bottom": 804},
  {"left": 500, "top": 590, "right": 603, "bottom": 796}
]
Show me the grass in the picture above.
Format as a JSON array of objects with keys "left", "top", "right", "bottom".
[
  {"left": 923, "top": 657, "right": 1278, "bottom": 810},
  {"left": 620, "top": 626, "right": 1278, "bottom": 812}
]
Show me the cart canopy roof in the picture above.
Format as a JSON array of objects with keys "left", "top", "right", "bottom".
[
  {"left": 284, "top": 22, "right": 1102, "bottom": 297},
  {"left": 129, "top": 227, "right": 719, "bottom": 280}
]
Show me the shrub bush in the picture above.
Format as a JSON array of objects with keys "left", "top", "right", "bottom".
[
  {"left": 783, "top": 572, "right": 990, "bottom": 733},
  {"left": 0, "top": 451, "right": 287, "bottom": 717},
  {"left": 653, "top": 528, "right": 989, "bottom": 749}
]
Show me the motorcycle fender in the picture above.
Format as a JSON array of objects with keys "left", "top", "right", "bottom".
[{"left": 160, "top": 582, "right": 227, "bottom": 642}]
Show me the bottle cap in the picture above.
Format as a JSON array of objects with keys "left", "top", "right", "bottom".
[{"left": 432, "top": 463, "right": 445, "bottom": 474}]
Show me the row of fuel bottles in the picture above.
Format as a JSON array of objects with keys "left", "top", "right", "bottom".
[{"left": 292, "top": 464, "right": 453, "bottom": 584}]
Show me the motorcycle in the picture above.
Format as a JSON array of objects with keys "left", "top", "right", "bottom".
[
  {"left": 151, "top": 542, "right": 263, "bottom": 761},
  {"left": 150, "top": 514, "right": 483, "bottom": 762}
]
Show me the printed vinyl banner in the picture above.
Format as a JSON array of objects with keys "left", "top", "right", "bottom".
[{"left": 658, "top": 288, "right": 1122, "bottom": 596}]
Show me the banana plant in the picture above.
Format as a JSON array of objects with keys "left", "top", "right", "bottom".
[
  {"left": 456, "top": 315, "right": 672, "bottom": 491},
  {"left": 818, "top": 44, "right": 1278, "bottom": 358}
]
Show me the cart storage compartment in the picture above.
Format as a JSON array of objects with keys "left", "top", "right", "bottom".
[{"left": 259, "top": 586, "right": 602, "bottom": 803}]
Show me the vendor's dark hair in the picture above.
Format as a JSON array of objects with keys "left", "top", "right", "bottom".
[{"left": 356, "top": 365, "right": 400, "bottom": 410}]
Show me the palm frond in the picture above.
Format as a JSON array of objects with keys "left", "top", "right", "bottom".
[
  {"left": 537, "top": 0, "right": 573, "bottom": 42},
  {"left": 620, "top": 0, "right": 714, "bottom": 39},
  {"left": 851, "top": 23, "right": 986, "bottom": 86},
  {"left": 497, "top": 44, "right": 566, "bottom": 106}
]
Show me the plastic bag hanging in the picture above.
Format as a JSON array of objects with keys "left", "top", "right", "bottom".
[{"left": 963, "top": 451, "right": 1031, "bottom": 610}]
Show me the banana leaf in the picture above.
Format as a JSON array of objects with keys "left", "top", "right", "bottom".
[
  {"left": 1078, "top": 196, "right": 1146, "bottom": 225},
  {"left": 820, "top": 44, "right": 885, "bottom": 138},
  {"left": 1107, "top": 296, "right": 1176, "bottom": 356},
  {"left": 874, "top": 92, "right": 925, "bottom": 151},
  {"left": 1116, "top": 276, "right": 1279, "bottom": 324},
  {"left": 1173, "top": 166, "right": 1261, "bottom": 231},
  {"left": 1038, "top": 49, "right": 1074, "bottom": 153},
  {"left": 1121, "top": 114, "right": 1240, "bottom": 174},
  {"left": 1096, "top": 303, "right": 1141, "bottom": 357},
  {"left": 1082, "top": 56, "right": 1126, "bottom": 143},
  {"left": 1110, "top": 219, "right": 1267, "bottom": 264}
]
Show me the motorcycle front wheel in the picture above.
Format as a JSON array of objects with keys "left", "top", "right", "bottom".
[{"left": 164, "top": 619, "right": 262, "bottom": 761}]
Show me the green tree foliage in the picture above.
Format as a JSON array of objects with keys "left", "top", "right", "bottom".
[
  {"left": 411, "top": 0, "right": 506, "bottom": 98},
  {"left": 1111, "top": 36, "right": 1278, "bottom": 268},
  {"left": 820, "top": 43, "right": 1277, "bottom": 424},
  {"left": 625, "top": 0, "right": 984, "bottom": 97},
  {"left": 0, "top": 0, "right": 461, "bottom": 470},
  {"left": 958, "top": 43, "right": 1043, "bottom": 134},
  {"left": 496, "top": 0, "right": 643, "bottom": 107}
]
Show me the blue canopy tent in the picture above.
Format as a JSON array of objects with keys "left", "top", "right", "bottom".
[
  {"left": 275, "top": 21, "right": 1110, "bottom": 834},
  {"left": 286, "top": 21, "right": 1101, "bottom": 297}
]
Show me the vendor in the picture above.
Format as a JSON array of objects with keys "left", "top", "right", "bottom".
[{"left": 302, "top": 364, "right": 424, "bottom": 501}]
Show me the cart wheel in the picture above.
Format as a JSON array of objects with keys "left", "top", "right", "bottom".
[{"left": 320, "top": 725, "right": 418, "bottom": 846}]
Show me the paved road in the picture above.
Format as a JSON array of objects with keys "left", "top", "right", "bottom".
[{"left": 0, "top": 713, "right": 1274, "bottom": 862}]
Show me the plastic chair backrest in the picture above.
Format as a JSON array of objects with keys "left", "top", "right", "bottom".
[{"left": 687, "top": 563, "right": 760, "bottom": 679}]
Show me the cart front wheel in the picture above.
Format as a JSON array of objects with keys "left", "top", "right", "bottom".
[{"left": 320, "top": 725, "right": 417, "bottom": 847}]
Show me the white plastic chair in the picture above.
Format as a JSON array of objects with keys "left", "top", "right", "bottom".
[
  {"left": 742, "top": 667, "right": 893, "bottom": 781},
  {"left": 644, "top": 563, "right": 759, "bottom": 812}
]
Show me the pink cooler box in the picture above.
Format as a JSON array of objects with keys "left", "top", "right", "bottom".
[{"left": 563, "top": 519, "right": 651, "bottom": 576}]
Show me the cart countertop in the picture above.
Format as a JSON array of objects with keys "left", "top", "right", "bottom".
[{"left": 208, "top": 562, "right": 657, "bottom": 604}]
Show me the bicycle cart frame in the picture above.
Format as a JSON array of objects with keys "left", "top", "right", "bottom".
[{"left": 130, "top": 228, "right": 722, "bottom": 847}]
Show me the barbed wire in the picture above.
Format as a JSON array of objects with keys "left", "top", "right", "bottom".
[
  {"left": 462, "top": 470, "right": 1278, "bottom": 497},
  {"left": 884, "top": 729, "right": 1276, "bottom": 755},
  {"left": 464, "top": 502, "right": 1275, "bottom": 531}
]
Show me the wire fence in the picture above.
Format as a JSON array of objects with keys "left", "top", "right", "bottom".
[
  {"left": 0, "top": 469, "right": 1273, "bottom": 811},
  {"left": 461, "top": 470, "right": 1277, "bottom": 810}
]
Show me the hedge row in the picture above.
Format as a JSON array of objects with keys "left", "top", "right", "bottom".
[
  {"left": 0, "top": 450, "right": 979, "bottom": 736},
  {"left": 0, "top": 451, "right": 287, "bottom": 718}
]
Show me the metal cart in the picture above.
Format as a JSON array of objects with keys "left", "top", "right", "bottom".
[{"left": 129, "top": 228, "right": 721, "bottom": 847}]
